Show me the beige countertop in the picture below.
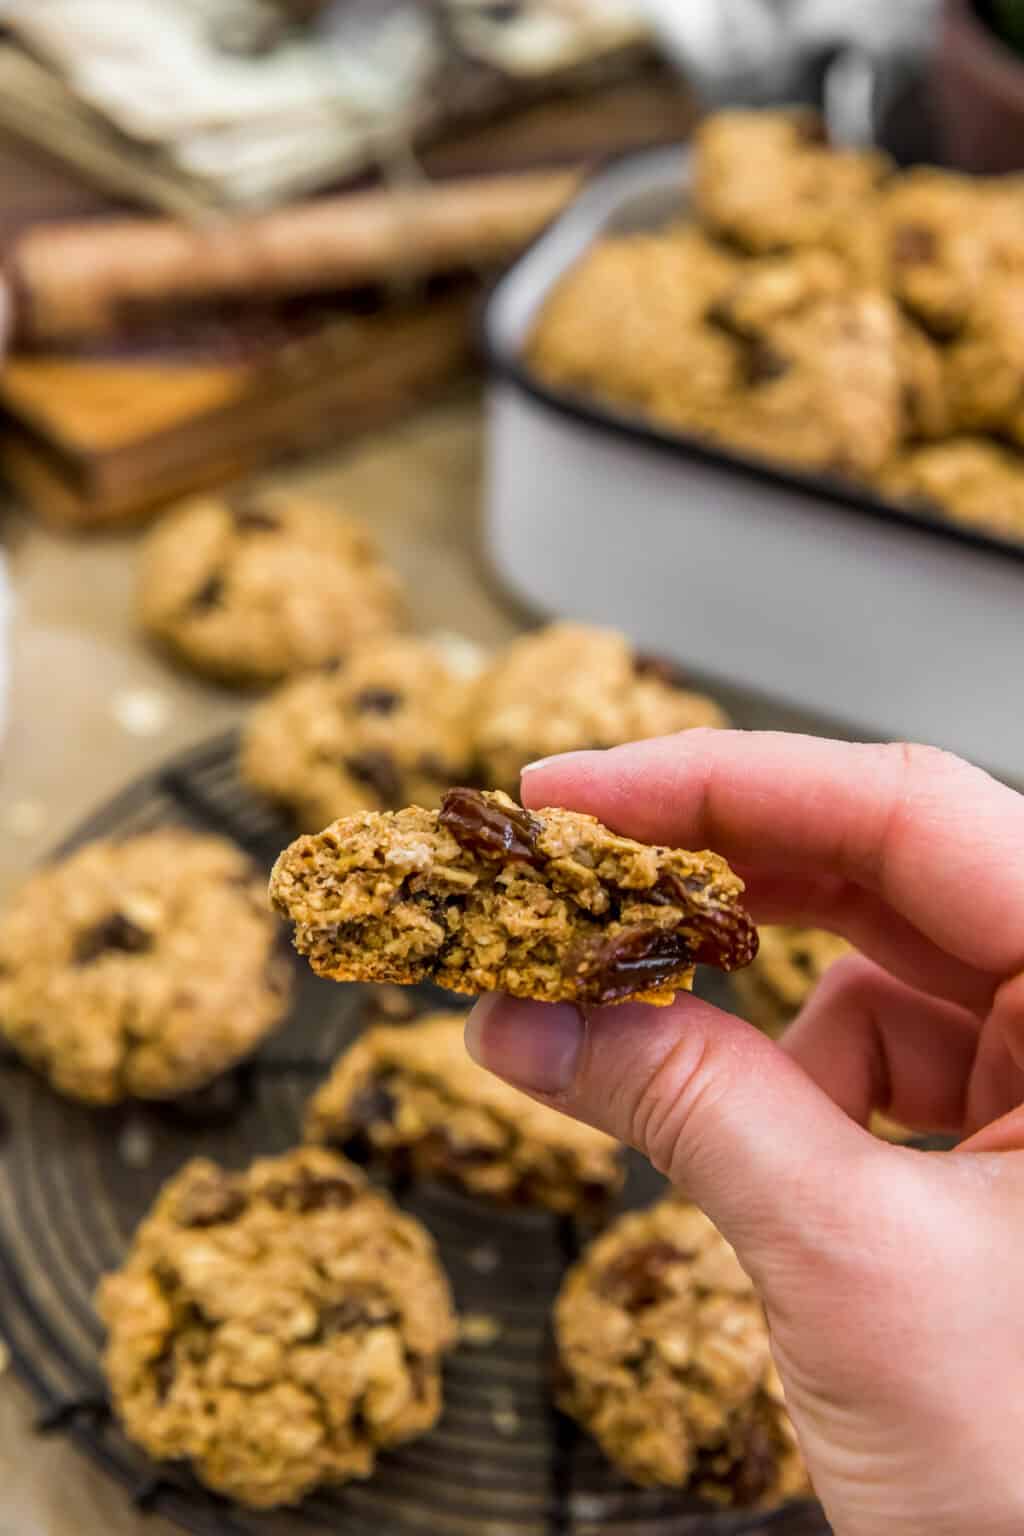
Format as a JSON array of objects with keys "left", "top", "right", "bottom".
[{"left": 0, "top": 396, "right": 822, "bottom": 1535}]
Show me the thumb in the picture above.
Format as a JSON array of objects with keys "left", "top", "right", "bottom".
[{"left": 465, "top": 991, "right": 886, "bottom": 1279}]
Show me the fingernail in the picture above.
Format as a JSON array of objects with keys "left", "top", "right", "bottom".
[
  {"left": 465, "top": 996, "right": 585, "bottom": 1095},
  {"left": 521, "top": 749, "right": 603, "bottom": 776}
]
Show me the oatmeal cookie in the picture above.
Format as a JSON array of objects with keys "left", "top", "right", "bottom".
[
  {"left": 270, "top": 789, "right": 758, "bottom": 1006},
  {"left": 555, "top": 1197, "right": 807, "bottom": 1499},
  {"left": 883, "top": 438, "right": 1024, "bottom": 540},
  {"left": 97, "top": 1148, "right": 456, "bottom": 1508},
  {"left": 693, "top": 109, "right": 888, "bottom": 255},
  {"left": 879, "top": 169, "right": 1024, "bottom": 338},
  {"left": 706, "top": 291, "right": 908, "bottom": 477},
  {"left": 472, "top": 624, "right": 726, "bottom": 798},
  {"left": 0, "top": 831, "right": 291, "bottom": 1104},
  {"left": 139, "top": 487, "right": 404, "bottom": 685},
  {"left": 947, "top": 281, "right": 1024, "bottom": 444},
  {"left": 306, "top": 1011, "right": 622, "bottom": 1215},
  {"left": 731, "top": 925, "right": 851, "bottom": 1039},
  {"left": 241, "top": 635, "right": 479, "bottom": 829},
  {"left": 528, "top": 228, "right": 743, "bottom": 423}
]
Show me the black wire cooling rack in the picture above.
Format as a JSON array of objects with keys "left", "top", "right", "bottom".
[{"left": 0, "top": 731, "right": 831, "bottom": 1536}]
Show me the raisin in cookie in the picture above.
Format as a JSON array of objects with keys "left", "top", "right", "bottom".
[
  {"left": 97, "top": 1148, "right": 455, "bottom": 1508},
  {"left": 241, "top": 635, "right": 480, "bottom": 830},
  {"left": 693, "top": 109, "right": 888, "bottom": 255},
  {"left": 883, "top": 438, "right": 1024, "bottom": 540},
  {"left": 730, "top": 925, "right": 851, "bottom": 1039},
  {"left": 706, "top": 291, "right": 909, "bottom": 478},
  {"left": 306, "top": 1011, "right": 622, "bottom": 1216},
  {"left": 555, "top": 1197, "right": 807, "bottom": 1500},
  {"left": 472, "top": 624, "right": 726, "bottom": 799},
  {"left": 879, "top": 169, "right": 1024, "bottom": 338},
  {"left": 0, "top": 831, "right": 291, "bottom": 1104},
  {"left": 270, "top": 788, "right": 757, "bottom": 1006},
  {"left": 139, "top": 487, "right": 404, "bottom": 685}
]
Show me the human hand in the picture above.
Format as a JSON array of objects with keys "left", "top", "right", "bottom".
[{"left": 465, "top": 732, "right": 1024, "bottom": 1536}]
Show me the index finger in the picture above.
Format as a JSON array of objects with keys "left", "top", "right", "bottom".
[{"left": 521, "top": 731, "right": 1024, "bottom": 981}]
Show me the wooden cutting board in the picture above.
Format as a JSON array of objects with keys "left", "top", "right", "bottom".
[{"left": 0, "top": 290, "right": 477, "bottom": 527}]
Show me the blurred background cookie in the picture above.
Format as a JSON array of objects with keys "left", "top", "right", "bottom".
[
  {"left": 0, "top": 830, "right": 291, "bottom": 1103},
  {"left": 306, "top": 1010, "right": 623, "bottom": 1217},
  {"left": 241, "top": 634, "right": 480, "bottom": 828},
  {"left": 139, "top": 487, "right": 405, "bottom": 686}
]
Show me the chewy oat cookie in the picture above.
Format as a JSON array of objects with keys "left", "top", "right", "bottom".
[
  {"left": 97, "top": 1148, "right": 455, "bottom": 1508},
  {"left": 555, "top": 1197, "right": 807, "bottom": 1499},
  {"left": 528, "top": 227, "right": 743, "bottom": 423},
  {"left": 306, "top": 1011, "right": 622, "bottom": 1216},
  {"left": 879, "top": 169, "right": 1024, "bottom": 339},
  {"left": 473, "top": 624, "right": 726, "bottom": 799},
  {"left": 693, "top": 108, "right": 888, "bottom": 256},
  {"left": 241, "top": 635, "right": 480, "bottom": 829},
  {"left": 883, "top": 438, "right": 1024, "bottom": 539},
  {"left": 0, "top": 831, "right": 291, "bottom": 1104},
  {"left": 270, "top": 788, "right": 757, "bottom": 1007},
  {"left": 139, "top": 487, "right": 404, "bottom": 685}
]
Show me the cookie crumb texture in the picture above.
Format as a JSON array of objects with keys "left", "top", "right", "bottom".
[
  {"left": 0, "top": 831, "right": 292, "bottom": 1104},
  {"left": 555, "top": 1199, "right": 808, "bottom": 1501},
  {"left": 306, "top": 1011, "right": 622, "bottom": 1215},
  {"left": 473, "top": 623, "right": 727, "bottom": 798},
  {"left": 241, "top": 635, "right": 478, "bottom": 829},
  {"left": 271, "top": 789, "right": 757, "bottom": 1007},
  {"left": 97, "top": 1148, "right": 456, "bottom": 1509},
  {"left": 138, "top": 489, "right": 404, "bottom": 685}
]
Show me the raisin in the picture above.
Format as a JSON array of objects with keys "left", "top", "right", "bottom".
[
  {"left": 230, "top": 490, "right": 280, "bottom": 531},
  {"left": 744, "top": 339, "right": 790, "bottom": 386},
  {"left": 152, "top": 1349, "right": 176, "bottom": 1402},
  {"left": 264, "top": 1167, "right": 357, "bottom": 1213},
  {"left": 319, "top": 1297, "right": 397, "bottom": 1333},
  {"left": 600, "top": 1241, "right": 689, "bottom": 1308},
  {"left": 420, "top": 1128, "right": 499, "bottom": 1175},
  {"left": 345, "top": 751, "right": 403, "bottom": 807},
  {"left": 573, "top": 925, "right": 695, "bottom": 1006},
  {"left": 892, "top": 223, "right": 938, "bottom": 265},
  {"left": 346, "top": 1077, "right": 397, "bottom": 1130},
  {"left": 439, "top": 788, "right": 542, "bottom": 863},
  {"left": 633, "top": 652, "right": 690, "bottom": 689},
  {"left": 353, "top": 687, "right": 401, "bottom": 715},
  {"left": 730, "top": 1416, "right": 780, "bottom": 1506},
  {"left": 74, "top": 914, "right": 152, "bottom": 965},
  {"left": 189, "top": 573, "right": 225, "bottom": 612},
  {"left": 176, "top": 1171, "right": 246, "bottom": 1228}
]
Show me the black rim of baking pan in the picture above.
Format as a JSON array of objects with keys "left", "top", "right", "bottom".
[
  {"left": 0, "top": 729, "right": 832, "bottom": 1536},
  {"left": 480, "top": 137, "right": 1024, "bottom": 574}
]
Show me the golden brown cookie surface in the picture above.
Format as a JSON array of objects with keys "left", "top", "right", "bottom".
[
  {"left": 555, "top": 1197, "right": 807, "bottom": 1499},
  {"left": 271, "top": 789, "right": 758, "bottom": 1006},
  {"left": 242, "top": 635, "right": 480, "bottom": 829},
  {"left": 0, "top": 830, "right": 291, "bottom": 1103},
  {"left": 139, "top": 488, "right": 404, "bottom": 685},
  {"left": 97, "top": 1148, "right": 456, "bottom": 1508},
  {"left": 306, "top": 1010, "right": 622, "bottom": 1215}
]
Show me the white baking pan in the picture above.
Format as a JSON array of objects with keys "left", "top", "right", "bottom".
[{"left": 482, "top": 145, "right": 1023, "bottom": 783}]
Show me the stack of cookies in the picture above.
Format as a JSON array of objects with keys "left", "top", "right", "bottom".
[{"left": 529, "top": 107, "right": 1024, "bottom": 542}]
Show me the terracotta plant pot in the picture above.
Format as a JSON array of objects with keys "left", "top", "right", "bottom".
[{"left": 933, "top": 0, "right": 1024, "bottom": 171}]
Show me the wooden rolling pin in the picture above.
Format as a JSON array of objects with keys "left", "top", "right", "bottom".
[{"left": 6, "top": 168, "right": 581, "bottom": 344}]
